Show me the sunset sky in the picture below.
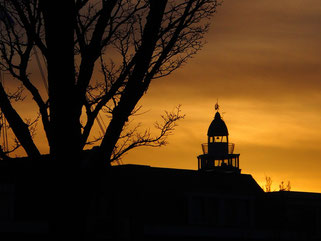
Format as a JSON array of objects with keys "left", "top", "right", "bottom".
[
  {"left": 123, "top": 0, "right": 321, "bottom": 192},
  {"left": 3, "top": 0, "right": 321, "bottom": 192}
]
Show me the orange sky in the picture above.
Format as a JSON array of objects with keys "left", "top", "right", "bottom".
[
  {"left": 123, "top": 0, "right": 321, "bottom": 193},
  {"left": 3, "top": 0, "right": 321, "bottom": 192}
]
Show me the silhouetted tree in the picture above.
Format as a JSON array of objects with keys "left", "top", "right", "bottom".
[
  {"left": 264, "top": 176, "right": 273, "bottom": 192},
  {"left": 0, "top": 0, "right": 219, "bottom": 239},
  {"left": 0, "top": 0, "right": 218, "bottom": 164},
  {"left": 279, "top": 181, "right": 291, "bottom": 191},
  {"left": 263, "top": 176, "right": 292, "bottom": 192}
]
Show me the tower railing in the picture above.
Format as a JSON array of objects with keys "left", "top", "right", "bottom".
[
  {"left": 228, "top": 143, "right": 235, "bottom": 154},
  {"left": 201, "top": 143, "right": 208, "bottom": 154},
  {"left": 201, "top": 143, "right": 235, "bottom": 155}
]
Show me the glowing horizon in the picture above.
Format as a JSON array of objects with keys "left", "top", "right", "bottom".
[{"left": 2, "top": 0, "right": 321, "bottom": 193}]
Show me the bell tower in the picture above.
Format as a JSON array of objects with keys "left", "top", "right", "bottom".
[{"left": 197, "top": 105, "right": 240, "bottom": 173}]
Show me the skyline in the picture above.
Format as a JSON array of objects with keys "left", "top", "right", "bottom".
[{"left": 2, "top": 0, "right": 321, "bottom": 192}]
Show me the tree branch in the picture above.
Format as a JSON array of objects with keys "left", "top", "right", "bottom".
[
  {"left": 110, "top": 106, "right": 184, "bottom": 162},
  {"left": 0, "top": 81, "right": 40, "bottom": 158}
]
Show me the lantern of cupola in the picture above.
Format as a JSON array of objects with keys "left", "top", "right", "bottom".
[{"left": 207, "top": 111, "right": 229, "bottom": 156}]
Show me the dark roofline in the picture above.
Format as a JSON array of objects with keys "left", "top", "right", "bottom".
[
  {"left": 110, "top": 164, "right": 264, "bottom": 194},
  {"left": 266, "top": 190, "right": 321, "bottom": 199}
]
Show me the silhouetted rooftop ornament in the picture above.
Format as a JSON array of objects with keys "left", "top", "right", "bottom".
[{"left": 215, "top": 101, "right": 219, "bottom": 111}]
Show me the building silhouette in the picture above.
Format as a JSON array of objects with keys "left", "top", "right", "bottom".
[{"left": 0, "top": 108, "right": 321, "bottom": 240}]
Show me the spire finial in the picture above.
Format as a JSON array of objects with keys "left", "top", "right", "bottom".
[{"left": 215, "top": 99, "right": 219, "bottom": 112}]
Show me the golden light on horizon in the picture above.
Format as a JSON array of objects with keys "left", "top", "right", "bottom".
[
  {"left": 122, "top": 0, "right": 321, "bottom": 193},
  {"left": 3, "top": 0, "right": 321, "bottom": 193}
]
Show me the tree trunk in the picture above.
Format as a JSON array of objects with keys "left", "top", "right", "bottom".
[
  {"left": 40, "top": 1, "right": 86, "bottom": 240},
  {"left": 41, "top": 1, "right": 81, "bottom": 163}
]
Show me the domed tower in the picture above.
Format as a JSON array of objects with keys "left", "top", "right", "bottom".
[{"left": 197, "top": 106, "right": 240, "bottom": 173}]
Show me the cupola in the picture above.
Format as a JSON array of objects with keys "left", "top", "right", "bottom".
[{"left": 197, "top": 104, "right": 240, "bottom": 173}]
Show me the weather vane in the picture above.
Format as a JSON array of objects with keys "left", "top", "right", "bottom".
[{"left": 215, "top": 99, "right": 219, "bottom": 111}]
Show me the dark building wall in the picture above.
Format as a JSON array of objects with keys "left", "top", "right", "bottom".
[
  {"left": 97, "top": 165, "right": 321, "bottom": 241},
  {"left": 96, "top": 165, "right": 265, "bottom": 240},
  {"left": 0, "top": 161, "right": 321, "bottom": 241},
  {"left": 257, "top": 191, "right": 321, "bottom": 240}
]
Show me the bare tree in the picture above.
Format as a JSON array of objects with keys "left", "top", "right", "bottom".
[
  {"left": 263, "top": 176, "right": 292, "bottom": 192},
  {"left": 0, "top": 0, "right": 220, "bottom": 239},
  {"left": 264, "top": 176, "right": 273, "bottom": 192},
  {"left": 0, "top": 0, "right": 218, "bottom": 165},
  {"left": 279, "top": 181, "right": 291, "bottom": 191}
]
